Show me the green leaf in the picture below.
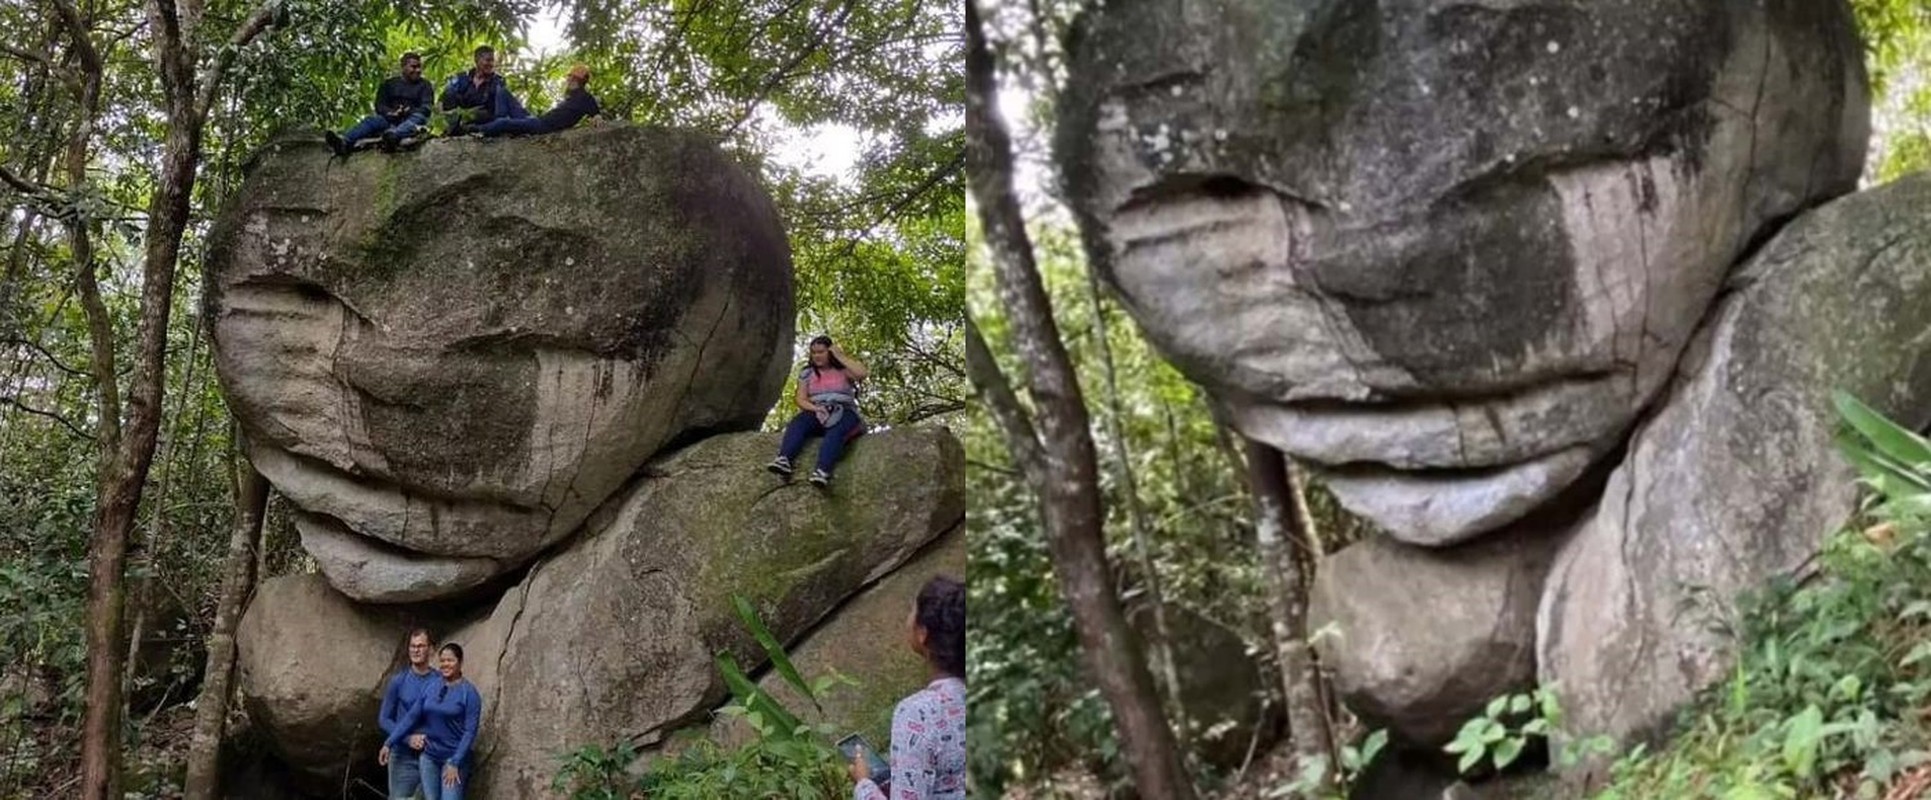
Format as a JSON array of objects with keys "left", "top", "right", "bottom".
[
  {"left": 1901, "top": 640, "right": 1931, "bottom": 668},
  {"left": 1357, "top": 729, "right": 1388, "bottom": 771},
  {"left": 732, "top": 594, "right": 822, "bottom": 713},
  {"left": 1835, "top": 390, "right": 1931, "bottom": 470},
  {"left": 1781, "top": 705, "right": 1824, "bottom": 778},
  {"left": 1493, "top": 737, "right": 1525, "bottom": 769},
  {"left": 715, "top": 651, "right": 802, "bottom": 738},
  {"left": 1457, "top": 746, "right": 1483, "bottom": 775},
  {"left": 1486, "top": 695, "right": 1508, "bottom": 718},
  {"left": 1508, "top": 693, "right": 1531, "bottom": 715}
]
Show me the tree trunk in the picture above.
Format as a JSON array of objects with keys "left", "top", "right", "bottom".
[
  {"left": 1245, "top": 441, "right": 1337, "bottom": 778},
  {"left": 45, "top": 2, "right": 125, "bottom": 794},
  {"left": 124, "top": 297, "right": 203, "bottom": 699},
  {"left": 79, "top": 2, "right": 280, "bottom": 793},
  {"left": 1085, "top": 267, "right": 1187, "bottom": 746},
  {"left": 184, "top": 450, "right": 270, "bottom": 799},
  {"left": 965, "top": 4, "right": 1196, "bottom": 795}
]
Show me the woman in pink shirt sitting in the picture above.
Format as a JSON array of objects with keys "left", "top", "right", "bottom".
[{"left": 767, "top": 335, "right": 871, "bottom": 488}]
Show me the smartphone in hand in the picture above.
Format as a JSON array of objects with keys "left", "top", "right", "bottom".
[{"left": 837, "top": 733, "right": 891, "bottom": 791}]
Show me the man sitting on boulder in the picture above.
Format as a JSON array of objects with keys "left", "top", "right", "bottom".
[
  {"left": 440, "top": 45, "right": 528, "bottom": 136},
  {"left": 324, "top": 52, "right": 434, "bottom": 156},
  {"left": 476, "top": 64, "right": 600, "bottom": 138}
]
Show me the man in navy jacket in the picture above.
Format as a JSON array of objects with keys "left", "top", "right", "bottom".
[{"left": 325, "top": 52, "right": 435, "bottom": 156}]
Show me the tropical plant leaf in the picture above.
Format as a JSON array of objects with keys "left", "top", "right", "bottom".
[
  {"left": 1834, "top": 391, "right": 1931, "bottom": 491},
  {"left": 715, "top": 651, "right": 802, "bottom": 739},
  {"left": 732, "top": 594, "right": 822, "bottom": 713}
]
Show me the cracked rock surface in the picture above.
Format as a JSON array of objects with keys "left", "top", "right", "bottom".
[
  {"left": 1057, "top": 0, "right": 1906, "bottom": 757},
  {"left": 235, "top": 428, "right": 966, "bottom": 797},
  {"left": 205, "top": 124, "right": 793, "bottom": 601},
  {"left": 1538, "top": 173, "right": 1931, "bottom": 751},
  {"left": 1057, "top": 0, "right": 1867, "bottom": 541}
]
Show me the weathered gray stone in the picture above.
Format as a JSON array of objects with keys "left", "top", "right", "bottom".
[
  {"left": 1310, "top": 525, "right": 1567, "bottom": 746},
  {"left": 709, "top": 524, "right": 968, "bottom": 751},
  {"left": 295, "top": 512, "right": 502, "bottom": 604},
  {"left": 235, "top": 572, "right": 430, "bottom": 794},
  {"left": 1058, "top": 0, "right": 1868, "bottom": 541},
  {"left": 1538, "top": 173, "right": 1931, "bottom": 753},
  {"left": 1323, "top": 446, "right": 1595, "bottom": 546},
  {"left": 206, "top": 124, "right": 795, "bottom": 599},
  {"left": 230, "top": 428, "right": 963, "bottom": 798}
]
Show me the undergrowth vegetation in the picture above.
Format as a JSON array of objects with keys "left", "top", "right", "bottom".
[{"left": 1588, "top": 393, "right": 1931, "bottom": 798}]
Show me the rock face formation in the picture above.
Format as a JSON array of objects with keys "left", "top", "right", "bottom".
[
  {"left": 214, "top": 127, "right": 966, "bottom": 798},
  {"left": 1539, "top": 172, "right": 1931, "bottom": 749},
  {"left": 238, "top": 431, "right": 963, "bottom": 796},
  {"left": 207, "top": 124, "right": 794, "bottom": 603},
  {"left": 1060, "top": 0, "right": 1902, "bottom": 760},
  {"left": 1058, "top": 0, "right": 1867, "bottom": 543}
]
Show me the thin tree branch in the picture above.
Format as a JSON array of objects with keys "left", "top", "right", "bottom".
[
  {"left": 0, "top": 43, "right": 54, "bottom": 66},
  {"left": 966, "top": 457, "right": 1019, "bottom": 477},
  {"left": 192, "top": 1, "right": 280, "bottom": 122},
  {"left": 0, "top": 163, "right": 50, "bottom": 195},
  {"left": 0, "top": 395, "right": 90, "bottom": 439},
  {"left": 899, "top": 399, "right": 966, "bottom": 423},
  {"left": 964, "top": 316, "right": 1044, "bottom": 474},
  {"left": 717, "top": 0, "right": 857, "bottom": 140},
  {"left": 822, "top": 150, "right": 966, "bottom": 267},
  {"left": 49, "top": 0, "right": 104, "bottom": 74},
  {"left": 4, "top": 335, "right": 92, "bottom": 377}
]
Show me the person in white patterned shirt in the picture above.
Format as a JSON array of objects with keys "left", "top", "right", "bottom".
[{"left": 851, "top": 576, "right": 966, "bottom": 799}]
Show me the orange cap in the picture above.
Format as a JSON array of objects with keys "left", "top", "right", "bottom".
[{"left": 567, "top": 64, "right": 591, "bottom": 83}]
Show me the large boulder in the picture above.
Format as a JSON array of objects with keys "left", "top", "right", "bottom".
[
  {"left": 1310, "top": 524, "right": 1568, "bottom": 746},
  {"left": 237, "top": 428, "right": 966, "bottom": 798},
  {"left": 459, "top": 428, "right": 963, "bottom": 796},
  {"left": 1057, "top": 0, "right": 1867, "bottom": 543},
  {"left": 235, "top": 572, "right": 439, "bottom": 793},
  {"left": 1538, "top": 173, "right": 1931, "bottom": 756},
  {"left": 205, "top": 125, "right": 794, "bottom": 602}
]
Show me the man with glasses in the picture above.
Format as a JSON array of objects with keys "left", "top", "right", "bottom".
[{"left": 378, "top": 629, "right": 439, "bottom": 799}]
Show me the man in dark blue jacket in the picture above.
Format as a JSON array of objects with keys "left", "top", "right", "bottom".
[
  {"left": 477, "top": 64, "right": 601, "bottom": 137},
  {"left": 378, "top": 629, "right": 440, "bottom": 799},
  {"left": 441, "top": 45, "right": 528, "bottom": 136},
  {"left": 325, "top": 52, "right": 434, "bottom": 156}
]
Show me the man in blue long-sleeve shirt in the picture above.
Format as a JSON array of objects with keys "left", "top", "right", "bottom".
[
  {"left": 378, "top": 629, "right": 440, "bottom": 799},
  {"left": 326, "top": 53, "right": 435, "bottom": 157},
  {"left": 441, "top": 46, "right": 528, "bottom": 136},
  {"left": 382, "top": 643, "right": 484, "bottom": 800}
]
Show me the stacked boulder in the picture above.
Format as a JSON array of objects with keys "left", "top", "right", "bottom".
[
  {"left": 1056, "top": 0, "right": 1931, "bottom": 762},
  {"left": 210, "top": 124, "right": 965, "bottom": 796}
]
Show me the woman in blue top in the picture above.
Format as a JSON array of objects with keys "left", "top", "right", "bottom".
[{"left": 381, "top": 643, "right": 483, "bottom": 799}]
